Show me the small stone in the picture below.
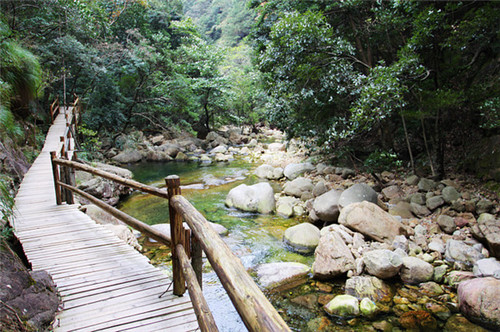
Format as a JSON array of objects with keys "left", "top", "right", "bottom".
[
  {"left": 426, "top": 196, "right": 445, "bottom": 210},
  {"left": 428, "top": 239, "right": 445, "bottom": 254},
  {"left": 399, "top": 310, "right": 437, "bottom": 330},
  {"left": 410, "top": 193, "right": 426, "bottom": 205},
  {"left": 418, "top": 178, "right": 437, "bottom": 192},
  {"left": 442, "top": 186, "right": 461, "bottom": 203},
  {"left": 410, "top": 203, "right": 431, "bottom": 217},
  {"left": 283, "top": 223, "right": 320, "bottom": 254},
  {"left": 433, "top": 265, "right": 448, "bottom": 283},
  {"left": 419, "top": 281, "right": 444, "bottom": 297},
  {"left": 476, "top": 199, "right": 494, "bottom": 214},
  {"left": 360, "top": 297, "right": 378, "bottom": 317},
  {"left": 324, "top": 295, "right": 360, "bottom": 317},
  {"left": 400, "top": 257, "right": 434, "bottom": 284},
  {"left": 438, "top": 215, "right": 456, "bottom": 234},
  {"left": 444, "top": 314, "right": 489, "bottom": 332},
  {"left": 473, "top": 257, "right": 500, "bottom": 278},
  {"left": 406, "top": 174, "right": 419, "bottom": 186}
]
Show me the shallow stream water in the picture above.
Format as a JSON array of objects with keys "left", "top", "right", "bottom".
[{"left": 119, "top": 159, "right": 317, "bottom": 331}]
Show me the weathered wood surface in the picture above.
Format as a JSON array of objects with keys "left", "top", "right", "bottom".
[{"left": 12, "top": 109, "right": 198, "bottom": 331}]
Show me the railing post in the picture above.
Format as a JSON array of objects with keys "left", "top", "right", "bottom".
[
  {"left": 166, "top": 175, "right": 186, "bottom": 296},
  {"left": 50, "top": 152, "right": 62, "bottom": 205},
  {"left": 64, "top": 152, "right": 74, "bottom": 204},
  {"left": 192, "top": 235, "right": 203, "bottom": 288}
]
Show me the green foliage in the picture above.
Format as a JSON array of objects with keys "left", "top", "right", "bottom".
[
  {"left": 364, "top": 150, "right": 402, "bottom": 174},
  {"left": 479, "top": 97, "right": 500, "bottom": 130},
  {"left": 78, "top": 124, "right": 102, "bottom": 161},
  {"left": 0, "top": 179, "right": 14, "bottom": 240}
]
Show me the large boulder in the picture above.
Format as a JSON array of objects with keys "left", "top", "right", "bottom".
[
  {"left": 338, "top": 201, "right": 406, "bottom": 243},
  {"left": 324, "top": 295, "right": 359, "bottom": 317},
  {"left": 225, "top": 182, "right": 275, "bottom": 214},
  {"left": 312, "top": 227, "right": 355, "bottom": 279},
  {"left": 157, "top": 143, "right": 181, "bottom": 157},
  {"left": 338, "top": 183, "right": 378, "bottom": 209},
  {"left": 111, "top": 149, "right": 142, "bottom": 164},
  {"left": 254, "top": 164, "right": 284, "bottom": 180},
  {"left": 312, "top": 189, "right": 343, "bottom": 223},
  {"left": 472, "top": 213, "right": 500, "bottom": 259},
  {"left": 345, "top": 276, "right": 394, "bottom": 303},
  {"left": 363, "top": 249, "right": 403, "bottom": 279},
  {"left": 445, "top": 239, "right": 485, "bottom": 267},
  {"left": 400, "top": 257, "right": 434, "bottom": 284},
  {"left": 283, "top": 177, "right": 314, "bottom": 198},
  {"left": 255, "top": 262, "right": 310, "bottom": 292},
  {"left": 458, "top": 277, "right": 500, "bottom": 330},
  {"left": 283, "top": 223, "right": 320, "bottom": 254},
  {"left": 283, "top": 163, "right": 315, "bottom": 180}
]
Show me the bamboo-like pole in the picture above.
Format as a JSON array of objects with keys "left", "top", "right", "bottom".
[
  {"left": 52, "top": 159, "right": 169, "bottom": 199},
  {"left": 57, "top": 182, "right": 171, "bottom": 246},
  {"left": 176, "top": 244, "right": 219, "bottom": 332},
  {"left": 166, "top": 175, "right": 186, "bottom": 296},
  {"left": 171, "top": 195, "right": 291, "bottom": 332}
]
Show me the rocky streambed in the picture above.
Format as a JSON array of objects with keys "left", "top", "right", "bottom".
[{"left": 76, "top": 127, "right": 499, "bottom": 331}]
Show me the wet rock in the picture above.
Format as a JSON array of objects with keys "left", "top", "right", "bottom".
[
  {"left": 447, "top": 271, "right": 476, "bottom": 288},
  {"left": 442, "top": 186, "right": 461, "bottom": 203},
  {"left": 399, "top": 311, "right": 437, "bottom": 330},
  {"left": 419, "top": 281, "right": 444, "bottom": 297},
  {"left": 345, "top": 276, "right": 394, "bottom": 303},
  {"left": 283, "top": 177, "right": 314, "bottom": 198},
  {"left": 458, "top": 277, "right": 500, "bottom": 330},
  {"left": 255, "top": 262, "right": 310, "bottom": 292},
  {"left": 338, "top": 183, "right": 378, "bottom": 209},
  {"left": 283, "top": 223, "right": 320, "bottom": 254},
  {"left": 312, "top": 189, "right": 342, "bottom": 223},
  {"left": 112, "top": 149, "right": 142, "bottom": 163},
  {"left": 389, "top": 201, "right": 414, "bottom": 219},
  {"left": 324, "top": 295, "right": 359, "bottom": 317},
  {"left": 438, "top": 215, "right": 456, "bottom": 234},
  {"left": 225, "top": 182, "right": 275, "bottom": 214},
  {"left": 472, "top": 213, "right": 500, "bottom": 259},
  {"left": 338, "top": 201, "right": 406, "bottom": 243},
  {"left": 426, "top": 196, "right": 445, "bottom": 210},
  {"left": 400, "top": 257, "right": 434, "bottom": 284},
  {"left": 445, "top": 239, "right": 484, "bottom": 267},
  {"left": 291, "top": 294, "right": 318, "bottom": 310},
  {"left": 433, "top": 265, "right": 448, "bottom": 283},
  {"left": 283, "top": 162, "right": 315, "bottom": 180},
  {"left": 425, "top": 302, "right": 451, "bottom": 320},
  {"left": 254, "top": 164, "right": 284, "bottom": 180},
  {"left": 312, "top": 227, "right": 355, "bottom": 279},
  {"left": 444, "top": 314, "right": 489, "bottom": 332},
  {"left": 359, "top": 297, "right": 378, "bottom": 317},
  {"left": 418, "top": 178, "right": 437, "bottom": 192},
  {"left": 473, "top": 258, "right": 500, "bottom": 278},
  {"left": 363, "top": 249, "right": 403, "bottom": 279}
]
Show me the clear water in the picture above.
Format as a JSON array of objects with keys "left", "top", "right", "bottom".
[{"left": 119, "top": 159, "right": 314, "bottom": 331}]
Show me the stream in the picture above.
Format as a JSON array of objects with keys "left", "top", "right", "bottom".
[{"left": 119, "top": 158, "right": 318, "bottom": 331}]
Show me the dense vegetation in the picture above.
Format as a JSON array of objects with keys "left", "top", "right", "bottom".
[{"left": 0, "top": 0, "right": 499, "bottom": 180}]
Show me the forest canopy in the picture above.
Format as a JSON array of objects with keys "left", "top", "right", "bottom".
[{"left": 0, "top": 0, "right": 499, "bottom": 176}]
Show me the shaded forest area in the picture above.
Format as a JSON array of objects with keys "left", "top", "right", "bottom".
[{"left": 1, "top": 0, "right": 499, "bottom": 221}]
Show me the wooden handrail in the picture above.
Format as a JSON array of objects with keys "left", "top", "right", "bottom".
[
  {"left": 170, "top": 194, "right": 291, "bottom": 332},
  {"left": 50, "top": 97, "right": 60, "bottom": 123}
]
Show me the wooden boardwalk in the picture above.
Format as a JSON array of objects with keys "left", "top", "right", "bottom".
[{"left": 12, "top": 109, "right": 198, "bottom": 331}]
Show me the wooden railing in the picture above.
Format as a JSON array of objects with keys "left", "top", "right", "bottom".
[
  {"left": 49, "top": 111, "right": 291, "bottom": 331},
  {"left": 50, "top": 97, "right": 60, "bottom": 123}
]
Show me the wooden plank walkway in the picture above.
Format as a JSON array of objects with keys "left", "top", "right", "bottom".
[{"left": 12, "top": 109, "right": 198, "bottom": 331}]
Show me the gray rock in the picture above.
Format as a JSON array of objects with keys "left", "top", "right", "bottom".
[
  {"left": 283, "top": 223, "right": 320, "bottom": 254},
  {"left": 283, "top": 162, "right": 315, "bottom": 180},
  {"left": 392, "top": 235, "right": 409, "bottom": 252},
  {"left": 210, "top": 145, "right": 228, "bottom": 154},
  {"left": 111, "top": 149, "right": 142, "bottom": 163},
  {"left": 312, "top": 227, "right": 355, "bottom": 279},
  {"left": 382, "top": 185, "right": 404, "bottom": 201},
  {"left": 442, "top": 186, "right": 461, "bottom": 203},
  {"left": 389, "top": 201, "right": 414, "bottom": 219},
  {"left": 267, "top": 142, "right": 285, "bottom": 152},
  {"left": 338, "top": 201, "right": 406, "bottom": 243},
  {"left": 410, "top": 202, "right": 431, "bottom": 217},
  {"left": 458, "top": 277, "right": 500, "bottom": 330},
  {"left": 283, "top": 177, "right": 314, "bottom": 198},
  {"left": 418, "top": 178, "right": 437, "bottom": 192},
  {"left": 473, "top": 258, "right": 500, "bottom": 278},
  {"left": 225, "top": 182, "right": 275, "bottom": 214},
  {"left": 256, "top": 262, "right": 310, "bottom": 291},
  {"left": 400, "top": 257, "right": 434, "bottom": 284},
  {"left": 410, "top": 193, "right": 426, "bottom": 205},
  {"left": 276, "top": 196, "right": 299, "bottom": 218},
  {"left": 438, "top": 215, "right": 456, "bottom": 234},
  {"left": 324, "top": 295, "right": 359, "bottom": 317},
  {"left": 157, "top": 143, "right": 180, "bottom": 157},
  {"left": 254, "top": 164, "right": 284, "bottom": 180},
  {"left": 363, "top": 249, "right": 403, "bottom": 279},
  {"left": 338, "top": 183, "right": 378, "bottom": 209},
  {"left": 426, "top": 195, "right": 445, "bottom": 210},
  {"left": 476, "top": 199, "right": 494, "bottom": 214},
  {"left": 312, "top": 189, "right": 342, "bottom": 223},
  {"left": 472, "top": 214, "right": 500, "bottom": 259},
  {"left": 428, "top": 239, "right": 445, "bottom": 254},
  {"left": 406, "top": 174, "right": 419, "bottom": 186},
  {"left": 433, "top": 265, "right": 448, "bottom": 283},
  {"left": 445, "top": 239, "right": 484, "bottom": 267},
  {"left": 359, "top": 298, "right": 378, "bottom": 317},
  {"left": 345, "top": 276, "right": 394, "bottom": 303},
  {"left": 312, "top": 181, "right": 328, "bottom": 197}
]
